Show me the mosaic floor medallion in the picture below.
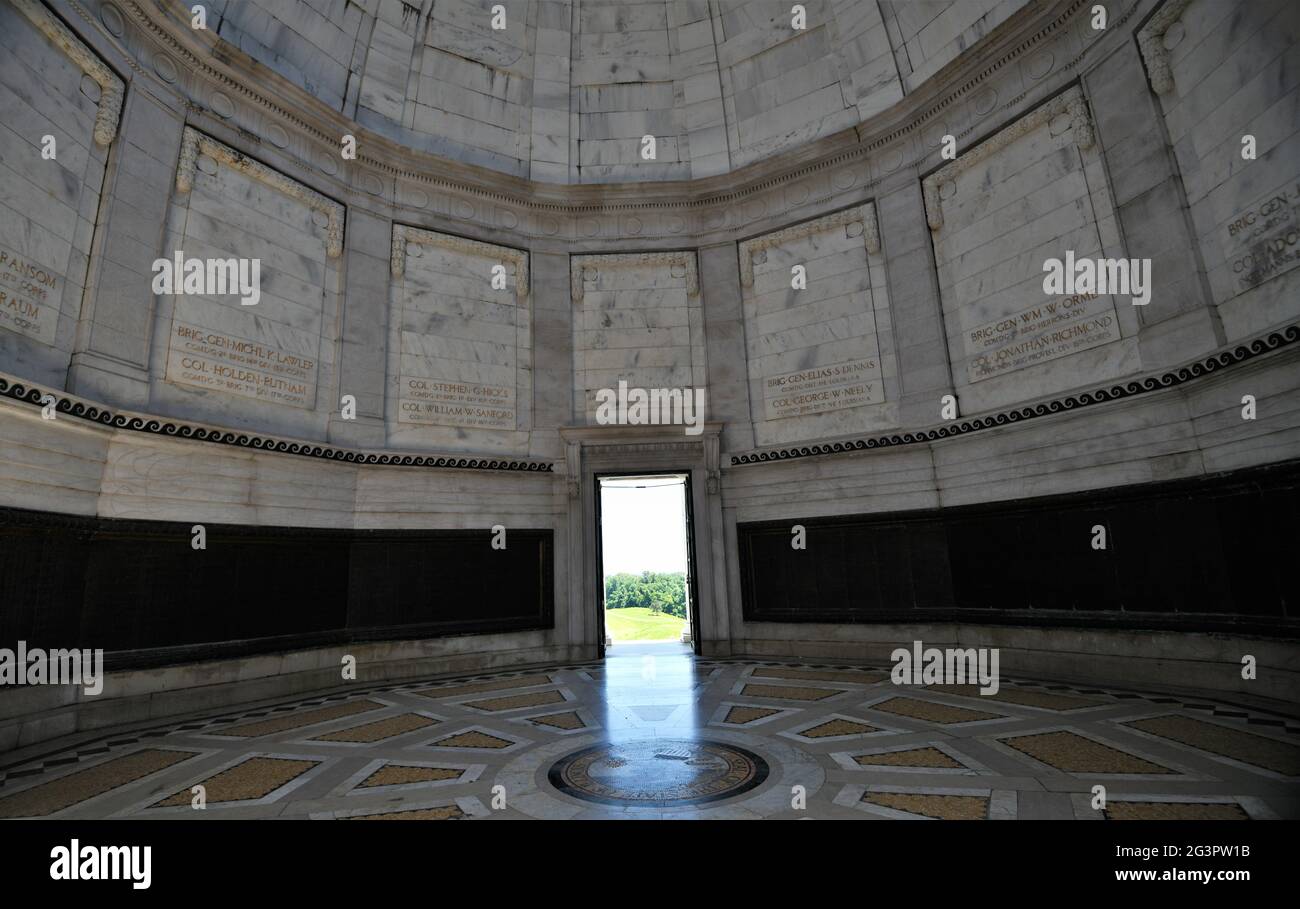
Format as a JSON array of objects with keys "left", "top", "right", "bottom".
[{"left": 547, "top": 738, "right": 770, "bottom": 808}]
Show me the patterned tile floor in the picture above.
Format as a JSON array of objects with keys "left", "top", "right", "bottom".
[{"left": 1, "top": 642, "right": 1298, "bottom": 820}]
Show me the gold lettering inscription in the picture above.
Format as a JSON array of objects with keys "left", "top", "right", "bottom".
[
  {"left": 398, "top": 375, "right": 517, "bottom": 429},
  {"left": 965, "top": 293, "right": 1120, "bottom": 383},
  {"left": 0, "top": 248, "right": 61, "bottom": 344},
  {"left": 764, "top": 358, "right": 884, "bottom": 419},
  {"left": 165, "top": 320, "right": 317, "bottom": 408},
  {"left": 1223, "top": 181, "right": 1300, "bottom": 291}
]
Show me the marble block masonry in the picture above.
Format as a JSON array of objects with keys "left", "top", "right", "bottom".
[{"left": 0, "top": 0, "right": 1297, "bottom": 755}]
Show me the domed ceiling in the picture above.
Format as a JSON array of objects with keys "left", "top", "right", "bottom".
[{"left": 200, "top": 0, "right": 1031, "bottom": 183}]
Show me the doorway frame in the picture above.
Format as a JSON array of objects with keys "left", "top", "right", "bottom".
[
  {"left": 559, "top": 423, "right": 730, "bottom": 662},
  {"left": 594, "top": 470, "right": 701, "bottom": 656}
]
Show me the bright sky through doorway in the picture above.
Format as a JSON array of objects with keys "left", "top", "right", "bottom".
[{"left": 599, "top": 477, "right": 688, "bottom": 576}]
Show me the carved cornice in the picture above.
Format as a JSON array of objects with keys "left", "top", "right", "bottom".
[
  {"left": 0, "top": 373, "right": 553, "bottom": 473},
  {"left": 176, "top": 127, "right": 345, "bottom": 257},
  {"left": 14, "top": 0, "right": 123, "bottom": 146},
  {"left": 391, "top": 224, "right": 529, "bottom": 297},
  {"left": 730, "top": 325, "right": 1300, "bottom": 465},
  {"left": 922, "top": 86, "right": 1094, "bottom": 232},
  {"left": 738, "top": 204, "right": 879, "bottom": 288},
  {"left": 570, "top": 252, "right": 699, "bottom": 304},
  {"left": 1137, "top": 0, "right": 1194, "bottom": 95}
]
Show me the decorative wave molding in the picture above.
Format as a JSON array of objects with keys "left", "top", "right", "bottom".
[
  {"left": 738, "top": 204, "right": 880, "bottom": 288},
  {"left": 729, "top": 325, "right": 1300, "bottom": 465},
  {"left": 176, "top": 126, "right": 346, "bottom": 258},
  {"left": 0, "top": 375, "right": 553, "bottom": 473},
  {"left": 570, "top": 252, "right": 700, "bottom": 304},
  {"left": 14, "top": 0, "right": 124, "bottom": 146},
  {"left": 923, "top": 85, "right": 1094, "bottom": 232},
  {"left": 391, "top": 224, "right": 530, "bottom": 297},
  {"left": 1137, "top": 0, "right": 1194, "bottom": 95}
]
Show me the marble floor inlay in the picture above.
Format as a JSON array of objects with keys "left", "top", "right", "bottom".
[
  {"left": 547, "top": 738, "right": 769, "bottom": 808},
  {"left": 1, "top": 642, "right": 1296, "bottom": 820}
]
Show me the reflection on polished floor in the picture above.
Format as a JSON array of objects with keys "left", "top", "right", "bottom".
[{"left": 1, "top": 642, "right": 1297, "bottom": 820}]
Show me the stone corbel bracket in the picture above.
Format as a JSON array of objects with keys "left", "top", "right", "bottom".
[
  {"left": 176, "top": 127, "right": 345, "bottom": 257},
  {"left": 564, "top": 440, "right": 581, "bottom": 499},
  {"left": 14, "top": 0, "right": 124, "bottom": 146},
  {"left": 923, "top": 86, "right": 1095, "bottom": 232},
  {"left": 390, "top": 224, "right": 529, "bottom": 297},
  {"left": 570, "top": 252, "right": 699, "bottom": 303},
  {"left": 704, "top": 432, "right": 720, "bottom": 495},
  {"left": 1137, "top": 0, "right": 1193, "bottom": 95},
  {"left": 738, "top": 204, "right": 879, "bottom": 288}
]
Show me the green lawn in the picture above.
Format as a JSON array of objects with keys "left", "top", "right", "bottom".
[{"left": 604, "top": 606, "right": 687, "bottom": 642}]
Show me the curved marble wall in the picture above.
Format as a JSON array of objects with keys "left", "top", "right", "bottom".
[{"left": 2, "top": 0, "right": 1299, "bottom": 743}]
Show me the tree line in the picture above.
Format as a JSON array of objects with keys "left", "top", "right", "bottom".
[{"left": 604, "top": 571, "right": 687, "bottom": 618}]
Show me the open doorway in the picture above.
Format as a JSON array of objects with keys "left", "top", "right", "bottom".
[{"left": 596, "top": 473, "right": 698, "bottom": 655}]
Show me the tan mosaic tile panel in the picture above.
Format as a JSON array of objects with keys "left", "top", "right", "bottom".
[
  {"left": 927, "top": 684, "right": 1103, "bottom": 711},
  {"left": 347, "top": 805, "right": 467, "bottom": 820},
  {"left": 799, "top": 718, "right": 880, "bottom": 738},
  {"left": 863, "top": 792, "right": 989, "bottom": 820},
  {"left": 752, "top": 667, "right": 888, "bottom": 684},
  {"left": 356, "top": 765, "right": 465, "bottom": 788},
  {"left": 414, "top": 675, "right": 552, "bottom": 700},
  {"left": 724, "top": 706, "right": 782, "bottom": 724},
  {"left": 154, "top": 756, "right": 319, "bottom": 807},
  {"left": 429, "top": 731, "right": 515, "bottom": 749},
  {"left": 1123, "top": 715, "right": 1300, "bottom": 776},
  {"left": 464, "top": 689, "right": 565, "bottom": 712},
  {"left": 1003, "top": 731, "right": 1175, "bottom": 774},
  {"left": 871, "top": 696, "right": 1002, "bottom": 724},
  {"left": 0, "top": 749, "right": 198, "bottom": 819},
  {"left": 217, "top": 700, "right": 384, "bottom": 737},
  {"left": 311, "top": 713, "right": 439, "bottom": 743},
  {"left": 740, "top": 683, "right": 840, "bottom": 701},
  {"left": 1104, "top": 801, "right": 1250, "bottom": 821},
  {"left": 530, "top": 711, "right": 586, "bottom": 730},
  {"left": 854, "top": 747, "right": 965, "bottom": 769}
]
